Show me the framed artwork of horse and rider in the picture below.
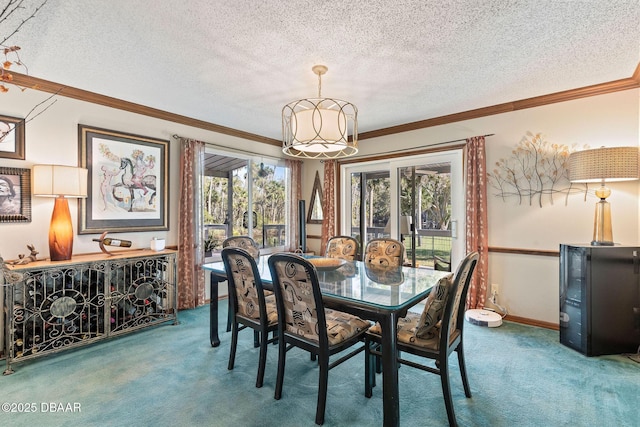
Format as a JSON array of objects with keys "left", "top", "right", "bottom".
[{"left": 77, "top": 125, "right": 169, "bottom": 234}]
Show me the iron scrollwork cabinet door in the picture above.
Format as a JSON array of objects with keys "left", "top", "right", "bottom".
[{"left": 3, "top": 250, "right": 177, "bottom": 375}]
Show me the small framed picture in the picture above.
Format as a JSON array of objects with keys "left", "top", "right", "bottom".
[
  {"left": 78, "top": 125, "right": 169, "bottom": 234},
  {"left": 0, "top": 167, "right": 31, "bottom": 223},
  {"left": 0, "top": 114, "right": 26, "bottom": 160}
]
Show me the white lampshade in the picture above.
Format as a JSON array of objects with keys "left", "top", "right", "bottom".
[
  {"left": 33, "top": 165, "right": 88, "bottom": 198},
  {"left": 384, "top": 216, "right": 413, "bottom": 235},
  {"left": 282, "top": 65, "right": 358, "bottom": 159},
  {"left": 400, "top": 215, "right": 412, "bottom": 235},
  {"left": 290, "top": 107, "right": 348, "bottom": 152}
]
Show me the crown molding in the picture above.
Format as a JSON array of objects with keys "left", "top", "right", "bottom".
[
  {"left": 360, "top": 62, "right": 640, "bottom": 141},
  {"left": 9, "top": 62, "right": 640, "bottom": 145},
  {"left": 9, "top": 71, "right": 281, "bottom": 147}
]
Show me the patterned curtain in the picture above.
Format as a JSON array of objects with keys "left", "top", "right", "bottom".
[
  {"left": 177, "top": 138, "right": 206, "bottom": 309},
  {"left": 320, "top": 160, "right": 336, "bottom": 255},
  {"left": 286, "top": 159, "right": 303, "bottom": 251},
  {"left": 465, "top": 136, "right": 489, "bottom": 309}
]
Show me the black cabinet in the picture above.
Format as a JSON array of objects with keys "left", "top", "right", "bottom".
[{"left": 559, "top": 244, "right": 640, "bottom": 356}]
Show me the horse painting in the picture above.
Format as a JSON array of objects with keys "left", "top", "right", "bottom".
[{"left": 112, "top": 157, "right": 157, "bottom": 212}]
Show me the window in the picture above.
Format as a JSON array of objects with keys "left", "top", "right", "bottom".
[{"left": 203, "top": 151, "right": 289, "bottom": 255}]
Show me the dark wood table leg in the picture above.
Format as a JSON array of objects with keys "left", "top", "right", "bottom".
[
  {"left": 209, "top": 271, "right": 221, "bottom": 347},
  {"left": 380, "top": 312, "right": 400, "bottom": 427}
]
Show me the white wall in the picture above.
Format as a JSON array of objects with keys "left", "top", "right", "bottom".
[
  {"left": 3, "top": 86, "right": 639, "bottom": 325},
  {"left": 303, "top": 89, "right": 640, "bottom": 325},
  {"left": 0, "top": 88, "right": 282, "bottom": 259}
]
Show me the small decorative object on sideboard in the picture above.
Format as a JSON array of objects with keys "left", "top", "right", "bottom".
[
  {"left": 93, "top": 231, "right": 132, "bottom": 255},
  {"left": 150, "top": 237, "right": 165, "bottom": 251},
  {"left": 10, "top": 244, "right": 39, "bottom": 265}
]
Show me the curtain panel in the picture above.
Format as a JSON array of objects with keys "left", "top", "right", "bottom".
[
  {"left": 177, "top": 138, "right": 206, "bottom": 309},
  {"left": 286, "top": 159, "right": 303, "bottom": 252},
  {"left": 320, "top": 160, "right": 336, "bottom": 255},
  {"left": 465, "top": 135, "right": 489, "bottom": 309}
]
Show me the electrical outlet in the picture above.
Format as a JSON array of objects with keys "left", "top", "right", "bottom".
[{"left": 491, "top": 283, "right": 499, "bottom": 295}]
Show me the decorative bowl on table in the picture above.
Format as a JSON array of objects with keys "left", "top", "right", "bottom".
[{"left": 308, "top": 257, "right": 347, "bottom": 271}]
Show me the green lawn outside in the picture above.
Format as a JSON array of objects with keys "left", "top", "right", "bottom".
[{"left": 408, "top": 236, "right": 452, "bottom": 268}]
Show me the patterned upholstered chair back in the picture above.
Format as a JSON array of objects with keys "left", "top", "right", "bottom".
[
  {"left": 268, "top": 253, "right": 371, "bottom": 425},
  {"left": 221, "top": 247, "right": 267, "bottom": 320},
  {"left": 222, "top": 236, "right": 260, "bottom": 259},
  {"left": 325, "top": 236, "right": 359, "bottom": 261},
  {"left": 363, "top": 238, "right": 405, "bottom": 267},
  {"left": 268, "top": 253, "right": 326, "bottom": 346},
  {"left": 443, "top": 252, "right": 478, "bottom": 343}
]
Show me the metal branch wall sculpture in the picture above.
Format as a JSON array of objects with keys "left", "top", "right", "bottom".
[{"left": 487, "top": 132, "right": 588, "bottom": 207}]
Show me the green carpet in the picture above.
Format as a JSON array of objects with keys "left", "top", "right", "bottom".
[{"left": 0, "top": 303, "right": 638, "bottom": 426}]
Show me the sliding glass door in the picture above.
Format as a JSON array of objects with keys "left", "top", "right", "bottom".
[
  {"left": 341, "top": 150, "right": 464, "bottom": 268},
  {"left": 349, "top": 170, "right": 391, "bottom": 252}
]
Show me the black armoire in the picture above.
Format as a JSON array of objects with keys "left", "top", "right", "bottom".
[{"left": 559, "top": 244, "right": 640, "bottom": 356}]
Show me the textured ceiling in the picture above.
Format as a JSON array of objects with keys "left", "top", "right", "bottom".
[{"left": 4, "top": 0, "right": 640, "bottom": 142}]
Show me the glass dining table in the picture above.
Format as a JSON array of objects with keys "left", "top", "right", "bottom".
[{"left": 202, "top": 255, "right": 450, "bottom": 427}]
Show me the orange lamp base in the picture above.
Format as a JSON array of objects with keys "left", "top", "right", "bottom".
[{"left": 49, "top": 197, "right": 74, "bottom": 261}]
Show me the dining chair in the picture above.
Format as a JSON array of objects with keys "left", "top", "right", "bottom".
[
  {"left": 434, "top": 255, "right": 452, "bottom": 272},
  {"left": 267, "top": 253, "right": 371, "bottom": 425},
  {"left": 363, "top": 238, "right": 405, "bottom": 267},
  {"left": 223, "top": 236, "right": 262, "bottom": 332},
  {"left": 221, "top": 247, "right": 278, "bottom": 388},
  {"left": 222, "top": 235, "right": 260, "bottom": 259},
  {"left": 325, "top": 235, "right": 359, "bottom": 261},
  {"left": 364, "top": 251, "right": 479, "bottom": 427}
]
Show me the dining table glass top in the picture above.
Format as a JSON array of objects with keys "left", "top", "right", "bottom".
[{"left": 203, "top": 254, "right": 451, "bottom": 310}]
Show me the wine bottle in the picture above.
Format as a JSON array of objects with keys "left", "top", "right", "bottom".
[{"left": 93, "top": 237, "right": 132, "bottom": 247}]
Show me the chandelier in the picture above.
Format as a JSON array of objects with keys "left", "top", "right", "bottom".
[{"left": 282, "top": 65, "right": 358, "bottom": 159}]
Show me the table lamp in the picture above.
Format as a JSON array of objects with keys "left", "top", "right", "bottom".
[
  {"left": 400, "top": 215, "right": 412, "bottom": 241},
  {"left": 568, "top": 146, "right": 639, "bottom": 245},
  {"left": 33, "top": 165, "right": 88, "bottom": 260}
]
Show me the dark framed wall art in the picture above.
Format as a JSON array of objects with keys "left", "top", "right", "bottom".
[
  {"left": 0, "top": 167, "right": 31, "bottom": 223},
  {"left": 0, "top": 114, "right": 26, "bottom": 160},
  {"left": 78, "top": 125, "right": 169, "bottom": 234},
  {"left": 307, "top": 170, "right": 324, "bottom": 224}
]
